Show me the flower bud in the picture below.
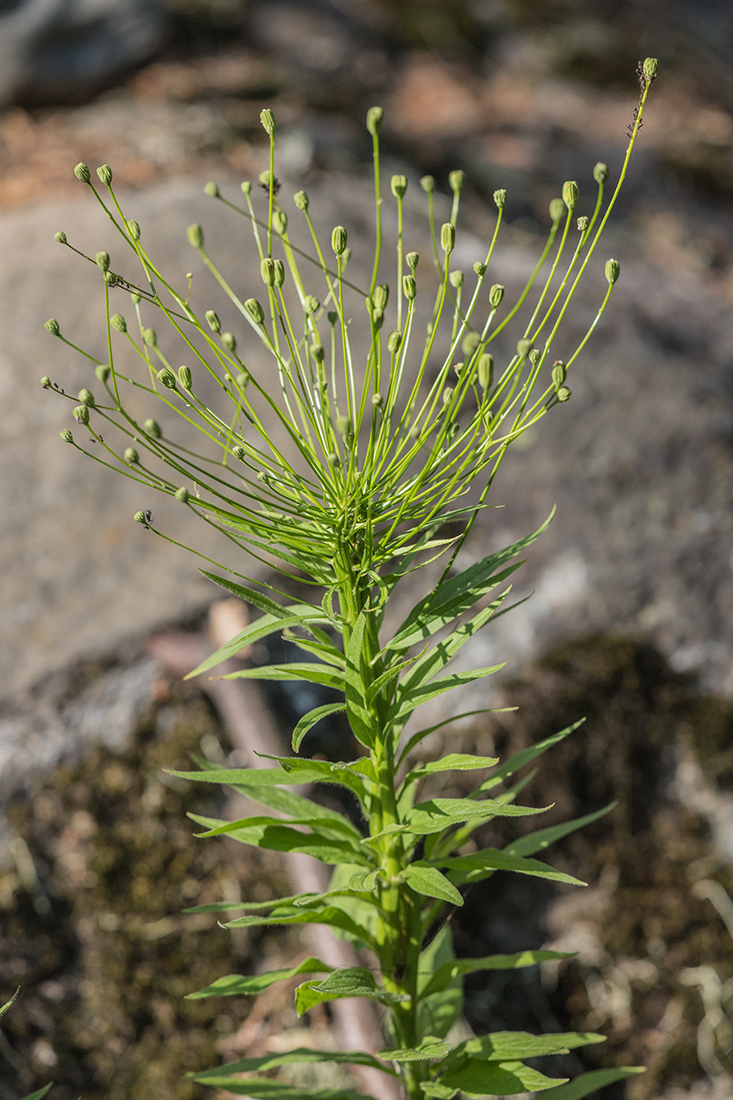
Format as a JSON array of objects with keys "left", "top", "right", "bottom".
[
  {"left": 449, "top": 169, "right": 465, "bottom": 193},
  {"left": 273, "top": 259, "right": 285, "bottom": 287},
  {"left": 241, "top": 180, "right": 252, "bottom": 195},
  {"left": 187, "top": 223, "right": 204, "bottom": 249},
  {"left": 133, "top": 511, "right": 148, "bottom": 524},
  {"left": 462, "top": 331, "right": 481, "bottom": 356},
  {"left": 643, "top": 57, "right": 659, "bottom": 83},
  {"left": 95, "top": 251, "right": 110, "bottom": 272},
  {"left": 236, "top": 371, "right": 248, "bottom": 388},
  {"left": 366, "top": 106, "right": 383, "bottom": 135},
  {"left": 127, "top": 220, "right": 141, "bottom": 241},
  {"left": 311, "top": 344, "right": 325, "bottom": 363},
  {"left": 529, "top": 349, "right": 541, "bottom": 366},
  {"left": 442, "top": 386, "right": 453, "bottom": 404},
  {"left": 41, "top": 375, "right": 51, "bottom": 388},
  {"left": 60, "top": 428, "right": 74, "bottom": 443},
  {"left": 493, "top": 188, "right": 507, "bottom": 209},
  {"left": 473, "top": 261, "right": 486, "bottom": 277},
  {"left": 372, "top": 308, "right": 384, "bottom": 330},
  {"left": 373, "top": 283, "right": 389, "bottom": 310},
  {"left": 552, "top": 360, "right": 567, "bottom": 388},
  {"left": 402, "top": 275, "right": 417, "bottom": 300},
  {"left": 556, "top": 385, "right": 571, "bottom": 402},
  {"left": 144, "top": 418, "right": 162, "bottom": 437},
  {"left": 130, "top": 291, "right": 141, "bottom": 305},
  {"left": 73, "top": 404, "right": 89, "bottom": 424},
  {"left": 549, "top": 198, "right": 565, "bottom": 223},
  {"left": 449, "top": 270, "right": 464, "bottom": 288},
  {"left": 178, "top": 365, "right": 193, "bottom": 389},
  {"left": 260, "top": 258, "right": 276, "bottom": 286},
  {"left": 205, "top": 309, "right": 221, "bottom": 333},
  {"left": 124, "top": 447, "right": 139, "bottom": 464},
  {"left": 74, "top": 162, "right": 91, "bottom": 183},
  {"left": 143, "top": 327, "right": 156, "bottom": 347},
  {"left": 593, "top": 162, "right": 609, "bottom": 184},
  {"left": 45, "top": 318, "right": 60, "bottom": 336},
  {"left": 96, "top": 164, "right": 113, "bottom": 185},
  {"left": 390, "top": 174, "right": 407, "bottom": 198},
  {"left": 562, "top": 180, "right": 579, "bottom": 211},
  {"left": 372, "top": 392, "right": 383, "bottom": 407},
  {"left": 111, "top": 313, "right": 127, "bottom": 332},
  {"left": 388, "top": 330, "right": 402, "bottom": 354},
  {"left": 304, "top": 295, "right": 320, "bottom": 315},
  {"left": 420, "top": 175, "right": 435, "bottom": 194},
  {"left": 453, "top": 361, "right": 463, "bottom": 377},
  {"left": 406, "top": 251, "right": 419, "bottom": 270},
  {"left": 577, "top": 216, "right": 589, "bottom": 232},
  {"left": 245, "top": 298, "right": 265, "bottom": 324},
  {"left": 342, "top": 247, "right": 352, "bottom": 264},
  {"left": 336, "top": 414, "right": 351, "bottom": 438},
  {"left": 233, "top": 445, "right": 246, "bottom": 461},
  {"left": 78, "top": 388, "right": 95, "bottom": 407},
  {"left": 478, "top": 353, "right": 494, "bottom": 390},
  {"left": 54, "top": 230, "right": 67, "bottom": 244},
  {"left": 327, "top": 452, "right": 340, "bottom": 467},
  {"left": 516, "top": 338, "right": 532, "bottom": 360},
  {"left": 489, "top": 283, "right": 504, "bottom": 308},
  {"left": 157, "top": 368, "right": 177, "bottom": 389},
  {"left": 294, "top": 189, "right": 309, "bottom": 211},
  {"left": 331, "top": 225, "right": 348, "bottom": 256},
  {"left": 95, "top": 364, "right": 110, "bottom": 383},
  {"left": 440, "top": 222, "right": 455, "bottom": 253},
  {"left": 605, "top": 258, "right": 620, "bottom": 285},
  {"left": 204, "top": 180, "right": 220, "bottom": 198},
  {"left": 260, "top": 108, "right": 276, "bottom": 135},
  {"left": 327, "top": 311, "right": 338, "bottom": 325},
  {"left": 175, "top": 486, "right": 189, "bottom": 503},
  {"left": 272, "top": 210, "right": 287, "bottom": 235},
  {"left": 222, "top": 332, "right": 236, "bottom": 351}
]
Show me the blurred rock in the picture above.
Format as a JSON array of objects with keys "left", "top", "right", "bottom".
[{"left": 0, "top": 0, "right": 167, "bottom": 107}]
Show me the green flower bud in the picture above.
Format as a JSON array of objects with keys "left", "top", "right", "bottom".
[
  {"left": 272, "top": 210, "right": 287, "bottom": 235},
  {"left": 130, "top": 291, "right": 141, "bottom": 305},
  {"left": 478, "top": 353, "right": 494, "bottom": 390},
  {"left": 529, "top": 349, "right": 541, "bottom": 366},
  {"left": 462, "top": 331, "right": 481, "bottom": 356},
  {"left": 449, "top": 169, "right": 465, "bottom": 193},
  {"left": 327, "top": 452, "right": 340, "bottom": 467},
  {"left": 157, "top": 368, "right": 177, "bottom": 389},
  {"left": 402, "top": 275, "right": 417, "bottom": 300},
  {"left": 371, "top": 308, "right": 384, "bottom": 330},
  {"left": 453, "top": 361, "right": 464, "bottom": 377},
  {"left": 111, "top": 313, "right": 126, "bottom": 332},
  {"left": 373, "top": 283, "right": 389, "bottom": 310},
  {"left": 449, "top": 270, "right": 463, "bottom": 289},
  {"left": 473, "top": 261, "right": 486, "bottom": 276},
  {"left": 556, "top": 385, "right": 571, "bottom": 402},
  {"left": 260, "top": 258, "right": 276, "bottom": 286},
  {"left": 44, "top": 318, "right": 60, "bottom": 336},
  {"left": 311, "top": 344, "right": 325, "bottom": 363},
  {"left": 74, "top": 162, "right": 91, "bottom": 183},
  {"left": 552, "top": 360, "right": 567, "bottom": 388},
  {"left": 549, "top": 197, "right": 565, "bottom": 223},
  {"left": 336, "top": 414, "right": 351, "bottom": 439},
  {"left": 390, "top": 174, "right": 407, "bottom": 198},
  {"left": 420, "top": 175, "right": 435, "bottom": 194},
  {"left": 54, "top": 230, "right": 67, "bottom": 244},
  {"left": 60, "top": 428, "right": 74, "bottom": 443},
  {"left": 493, "top": 188, "right": 507, "bottom": 209},
  {"left": 222, "top": 332, "right": 236, "bottom": 351},
  {"left": 127, "top": 219, "right": 141, "bottom": 241},
  {"left": 187, "top": 223, "right": 204, "bottom": 249},
  {"left": 260, "top": 107, "right": 276, "bottom": 134},
  {"left": 96, "top": 164, "right": 113, "bottom": 185},
  {"left": 95, "top": 251, "right": 110, "bottom": 272},
  {"left": 342, "top": 247, "right": 352, "bottom": 265},
  {"left": 41, "top": 375, "right": 51, "bottom": 388},
  {"left": 577, "top": 216, "right": 589, "bottom": 232},
  {"left": 331, "top": 225, "right": 348, "bottom": 256},
  {"left": 143, "top": 327, "right": 156, "bottom": 347},
  {"left": 643, "top": 57, "right": 659, "bottom": 83},
  {"left": 442, "top": 386, "right": 453, "bottom": 404},
  {"left": 144, "top": 418, "right": 162, "bottom": 437},
  {"left": 366, "top": 106, "right": 383, "bottom": 135},
  {"left": 304, "top": 294, "right": 320, "bottom": 315},
  {"left": 73, "top": 404, "right": 89, "bottom": 424},
  {"left": 178, "top": 365, "right": 193, "bottom": 389},
  {"left": 273, "top": 260, "right": 285, "bottom": 287},
  {"left": 95, "top": 364, "right": 110, "bottom": 383},
  {"left": 517, "top": 338, "right": 532, "bottom": 360},
  {"left": 327, "top": 311, "right": 338, "bottom": 325},
  {"left": 593, "top": 162, "right": 609, "bottom": 184},
  {"left": 77, "top": 388, "right": 95, "bottom": 407},
  {"left": 489, "top": 283, "right": 504, "bottom": 308},
  {"left": 245, "top": 298, "right": 265, "bottom": 324},
  {"left": 236, "top": 371, "right": 249, "bottom": 388},
  {"left": 205, "top": 309, "right": 221, "bottom": 333},
  {"left": 562, "top": 180, "right": 579, "bottom": 211},
  {"left": 233, "top": 445, "right": 246, "bottom": 461},
  {"left": 406, "top": 251, "right": 419, "bottom": 270},
  {"left": 440, "top": 222, "right": 455, "bottom": 253},
  {"left": 605, "top": 258, "right": 620, "bottom": 285},
  {"left": 175, "top": 486, "right": 189, "bottom": 503},
  {"left": 204, "top": 180, "right": 220, "bottom": 198},
  {"left": 387, "top": 330, "right": 402, "bottom": 354},
  {"left": 124, "top": 447, "right": 139, "bottom": 464},
  {"left": 372, "top": 392, "right": 383, "bottom": 407},
  {"left": 293, "top": 189, "right": 309, "bottom": 211},
  {"left": 133, "top": 510, "right": 148, "bottom": 524},
  {"left": 241, "top": 180, "right": 252, "bottom": 195}
]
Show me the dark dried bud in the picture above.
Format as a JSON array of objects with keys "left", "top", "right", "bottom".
[
  {"left": 175, "top": 486, "right": 190, "bottom": 503},
  {"left": 222, "top": 332, "right": 236, "bottom": 351},
  {"left": 332, "top": 225, "right": 348, "bottom": 256},
  {"left": 54, "top": 230, "right": 67, "bottom": 244},
  {"left": 95, "top": 364, "right": 110, "bottom": 383},
  {"left": 60, "top": 428, "right": 74, "bottom": 443},
  {"left": 73, "top": 404, "right": 89, "bottom": 424},
  {"left": 245, "top": 298, "right": 265, "bottom": 324},
  {"left": 327, "top": 311, "right": 338, "bottom": 325},
  {"left": 178, "top": 365, "right": 193, "bottom": 389},
  {"left": 366, "top": 106, "right": 383, "bottom": 135},
  {"left": 260, "top": 258, "right": 276, "bottom": 287},
  {"left": 157, "top": 368, "right": 177, "bottom": 389},
  {"left": 144, "top": 418, "right": 162, "bottom": 437},
  {"left": 593, "top": 162, "right": 609, "bottom": 184},
  {"left": 605, "top": 259, "right": 620, "bottom": 285},
  {"left": 449, "top": 169, "right": 465, "bottom": 193},
  {"left": 478, "top": 353, "right": 494, "bottom": 390},
  {"left": 74, "top": 162, "right": 91, "bottom": 183},
  {"left": 441, "top": 223, "right": 455, "bottom": 253},
  {"left": 111, "top": 313, "right": 126, "bottom": 332},
  {"left": 294, "top": 190, "right": 309, "bottom": 211},
  {"left": 549, "top": 198, "right": 565, "bottom": 224},
  {"left": 204, "top": 181, "right": 220, "bottom": 198},
  {"left": 390, "top": 174, "right": 407, "bottom": 198},
  {"left": 388, "top": 330, "right": 402, "bottom": 354},
  {"left": 402, "top": 275, "right": 417, "bottom": 301},
  {"left": 95, "top": 251, "right": 110, "bottom": 272},
  {"left": 124, "top": 447, "right": 139, "bottom": 464},
  {"left": 77, "top": 388, "right": 95, "bottom": 407},
  {"left": 205, "top": 309, "right": 221, "bottom": 333},
  {"left": 420, "top": 175, "right": 435, "bottom": 194},
  {"left": 96, "top": 164, "right": 113, "bottom": 185},
  {"left": 187, "top": 224, "right": 204, "bottom": 249},
  {"left": 493, "top": 188, "right": 507, "bottom": 209},
  {"left": 45, "top": 318, "right": 60, "bottom": 336},
  {"left": 562, "top": 180, "right": 579, "bottom": 211},
  {"left": 406, "top": 251, "right": 419, "bottom": 270},
  {"left": 489, "top": 283, "right": 504, "bottom": 308}
]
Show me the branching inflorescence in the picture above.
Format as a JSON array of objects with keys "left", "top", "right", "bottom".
[{"left": 43, "top": 59, "right": 658, "bottom": 1100}]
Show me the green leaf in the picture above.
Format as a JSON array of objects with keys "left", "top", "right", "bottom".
[
  {"left": 186, "top": 957, "right": 334, "bottom": 998},
  {"left": 218, "top": 662, "right": 345, "bottom": 691},
  {"left": 504, "top": 803, "right": 616, "bottom": 859},
  {"left": 198, "top": 569, "right": 294, "bottom": 617},
  {"left": 479, "top": 720, "right": 585, "bottom": 792},
  {"left": 21, "top": 1089, "right": 53, "bottom": 1100},
  {"left": 405, "top": 753, "right": 499, "bottom": 784},
  {"left": 186, "top": 610, "right": 330, "bottom": 680},
  {"left": 447, "top": 1031, "right": 605, "bottom": 1064},
  {"left": 190, "top": 815, "right": 371, "bottom": 866},
  {"left": 403, "top": 861, "right": 463, "bottom": 906},
  {"left": 398, "top": 708, "right": 514, "bottom": 768},
  {"left": 224, "top": 905, "right": 376, "bottom": 948},
  {"left": 253, "top": 755, "right": 370, "bottom": 805},
  {"left": 379, "top": 1038, "right": 451, "bottom": 1062},
  {"left": 187, "top": 1074, "right": 379, "bottom": 1099},
  {"left": 292, "top": 703, "right": 346, "bottom": 752},
  {"left": 0, "top": 987, "right": 19, "bottom": 1018},
  {"left": 389, "top": 664, "right": 505, "bottom": 723},
  {"left": 386, "top": 513, "right": 553, "bottom": 651},
  {"left": 537, "top": 1067, "right": 646, "bottom": 1100},
  {"left": 193, "top": 808, "right": 361, "bottom": 844},
  {"left": 189, "top": 1047, "right": 394, "bottom": 1078},
  {"left": 344, "top": 612, "right": 376, "bottom": 748},
  {"left": 167, "top": 765, "right": 363, "bottom": 819},
  {"left": 420, "top": 950, "right": 576, "bottom": 998},
  {"left": 185, "top": 891, "right": 324, "bottom": 913},
  {"left": 438, "top": 848, "right": 585, "bottom": 888},
  {"left": 406, "top": 797, "right": 549, "bottom": 836},
  {"left": 438, "top": 1058, "right": 567, "bottom": 1096},
  {"left": 295, "top": 967, "right": 409, "bottom": 1014},
  {"left": 417, "top": 925, "right": 464, "bottom": 1039}
]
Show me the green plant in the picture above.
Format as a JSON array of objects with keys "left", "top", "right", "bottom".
[{"left": 41, "top": 59, "right": 658, "bottom": 1100}]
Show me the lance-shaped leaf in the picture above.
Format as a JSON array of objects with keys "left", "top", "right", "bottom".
[
  {"left": 438, "top": 848, "right": 586, "bottom": 888},
  {"left": 420, "top": 949, "right": 576, "bottom": 999},
  {"left": 344, "top": 612, "right": 376, "bottom": 748},
  {"left": 295, "top": 967, "right": 410, "bottom": 1014},
  {"left": 187, "top": 957, "right": 334, "bottom": 998},
  {"left": 193, "top": 809, "right": 361, "bottom": 844},
  {"left": 190, "top": 815, "right": 372, "bottom": 867},
  {"left": 406, "top": 797, "right": 549, "bottom": 836},
  {"left": 504, "top": 803, "right": 615, "bottom": 859},
  {"left": 403, "top": 861, "right": 463, "bottom": 906},
  {"left": 253, "top": 754, "right": 370, "bottom": 805},
  {"left": 224, "top": 905, "right": 376, "bottom": 948},
  {"left": 187, "top": 1074, "right": 380, "bottom": 1099},
  {"left": 445, "top": 1031, "right": 605, "bottom": 1065},
  {"left": 217, "top": 662, "right": 345, "bottom": 691},
  {"left": 404, "top": 753, "right": 499, "bottom": 785},
  {"left": 292, "top": 702, "right": 346, "bottom": 752},
  {"left": 478, "top": 720, "right": 585, "bottom": 793},
  {"left": 435, "top": 1058, "right": 567, "bottom": 1096},
  {"left": 389, "top": 663, "right": 505, "bottom": 724},
  {"left": 537, "top": 1067, "right": 646, "bottom": 1100},
  {"left": 379, "top": 1038, "right": 451, "bottom": 1062},
  {"left": 167, "top": 764, "right": 363, "bottom": 815},
  {"left": 386, "top": 513, "right": 553, "bottom": 652},
  {"left": 189, "top": 1047, "right": 396, "bottom": 1078},
  {"left": 21, "top": 1089, "right": 53, "bottom": 1100},
  {"left": 185, "top": 891, "right": 324, "bottom": 914},
  {"left": 186, "top": 610, "right": 330, "bottom": 679}
]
